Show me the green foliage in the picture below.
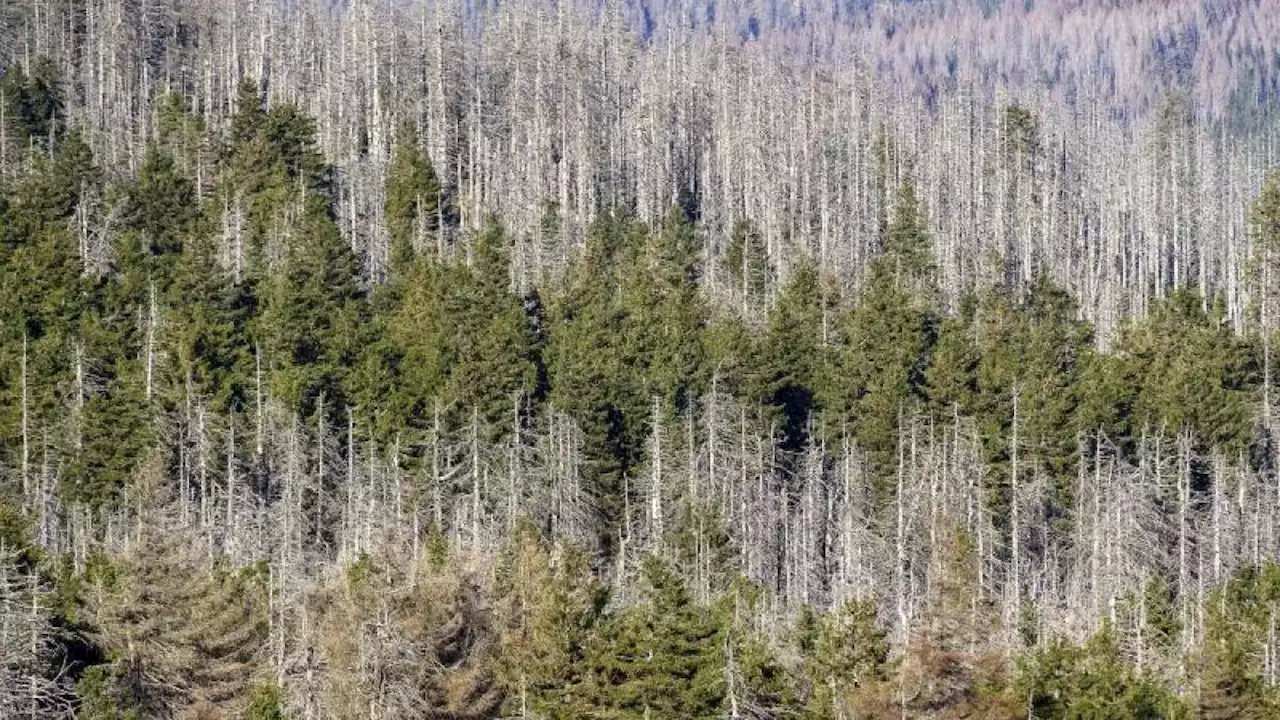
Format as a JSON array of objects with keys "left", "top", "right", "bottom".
[
  {"left": 625, "top": 208, "right": 709, "bottom": 412},
  {"left": 224, "top": 79, "right": 331, "bottom": 282},
  {"left": 546, "top": 209, "right": 655, "bottom": 544},
  {"left": 1117, "top": 289, "right": 1258, "bottom": 451},
  {"left": 256, "top": 193, "right": 360, "bottom": 414},
  {"left": 1002, "top": 104, "right": 1041, "bottom": 160},
  {"left": 494, "top": 520, "right": 605, "bottom": 719},
  {"left": 751, "top": 259, "right": 832, "bottom": 451},
  {"left": 926, "top": 293, "right": 981, "bottom": 413},
  {"left": 827, "top": 181, "right": 937, "bottom": 481},
  {"left": 0, "top": 497, "right": 32, "bottom": 551},
  {"left": 670, "top": 501, "right": 737, "bottom": 594},
  {"left": 75, "top": 665, "right": 142, "bottom": 720},
  {"left": 724, "top": 217, "right": 772, "bottom": 310},
  {"left": 951, "top": 276, "right": 1093, "bottom": 530},
  {"left": 1, "top": 56, "right": 64, "bottom": 147},
  {"left": 801, "top": 599, "right": 890, "bottom": 719},
  {"left": 1017, "top": 625, "right": 1191, "bottom": 719},
  {"left": 165, "top": 231, "right": 256, "bottom": 411},
  {"left": 446, "top": 218, "right": 540, "bottom": 431},
  {"left": 246, "top": 679, "right": 287, "bottom": 720},
  {"left": 124, "top": 146, "right": 197, "bottom": 262},
  {"left": 62, "top": 364, "right": 153, "bottom": 509},
  {"left": 355, "top": 216, "right": 539, "bottom": 447},
  {"left": 713, "top": 579, "right": 800, "bottom": 715},
  {"left": 1251, "top": 170, "right": 1280, "bottom": 257},
  {"left": 6, "top": 62, "right": 1280, "bottom": 720},
  {"left": 881, "top": 180, "right": 936, "bottom": 289},
  {"left": 1142, "top": 575, "right": 1181, "bottom": 653},
  {"left": 385, "top": 123, "right": 443, "bottom": 270},
  {"left": 578, "top": 556, "right": 726, "bottom": 718},
  {"left": 154, "top": 92, "right": 206, "bottom": 170},
  {"left": 1198, "top": 563, "right": 1280, "bottom": 718}
]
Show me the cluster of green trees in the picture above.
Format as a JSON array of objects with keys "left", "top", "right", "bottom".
[{"left": 2, "top": 64, "right": 1268, "bottom": 527}]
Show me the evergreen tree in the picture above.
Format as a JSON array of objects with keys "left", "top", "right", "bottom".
[
  {"left": 1119, "top": 289, "right": 1258, "bottom": 452},
  {"left": 1198, "top": 563, "right": 1280, "bottom": 718},
  {"left": 224, "top": 82, "right": 331, "bottom": 282},
  {"left": 256, "top": 193, "right": 360, "bottom": 415},
  {"left": 124, "top": 146, "right": 197, "bottom": 266},
  {"left": 723, "top": 217, "right": 772, "bottom": 313},
  {"left": 61, "top": 308, "right": 153, "bottom": 509},
  {"left": 1018, "top": 625, "right": 1191, "bottom": 719},
  {"left": 546, "top": 209, "right": 652, "bottom": 549},
  {"left": 445, "top": 218, "right": 539, "bottom": 433},
  {"left": 926, "top": 293, "right": 980, "bottom": 414},
  {"left": 88, "top": 532, "right": 269, "bottom": 718},
  {"left": 154, "top": 92, "right": 207, "bottom": 175},
  {"left": 0, "top": 56, "right": 64, "bottom": 148},
  {"left": 165, "top": 230, "right": 255, "bottom": 413},
  {"left": 0, "top": 129, "right": 100, "bottom": 490},
  {"left": 965, "top": 276, "right": 1091, "bottom": 532},
  {"left": 800, "top": 599, "right": 890, "bottom": 719},
  {"left": 828, "top": 181, "right": 937, "bottom": 484},
  {"left": 625, "top": 207, "right": 709, "bottom": 412},
  {"left": 385, "top": 122, "right": 443, "bottom": 268},
  {"left": 579, "top": 556, "right": 725, "bottom": 718},
  {"left": 751, "top": 259, "right": 830, "bottom": 452},
  {"left": 714, "top": 579, "right": 799, "bottom": 717},
  {"left": 245, "top": 681, "right": 286, "bottom": 720},
  {"left": 382, "top": 256, "right": 452, "bottom": 433},
  {"left": 494, "top": 521, "right": 604, "bottom": 719}
]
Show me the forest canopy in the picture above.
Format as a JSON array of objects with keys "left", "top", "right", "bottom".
[{"left": 3, "top": 0, "right": 1280, "bottom": 717}]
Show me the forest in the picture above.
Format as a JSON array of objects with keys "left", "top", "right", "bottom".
[{"left": 3, "top": 0, "right": 1280, "bottom": 718}]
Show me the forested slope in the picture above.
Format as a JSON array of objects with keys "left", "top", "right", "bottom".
[{"left": 3, "top": 1, "right": 1280, "bottom": 718}]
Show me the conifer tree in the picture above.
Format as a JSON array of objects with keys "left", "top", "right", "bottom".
[
  {"left": 964, "top": 276, "right": 1091, "bottom": 532},
  {"left": 494, "top": 521, "right": 603, "bottom": 719},
  {"left": 256, "top": 193, "right": 360, "bottom": 415},
  {"left": 1198, "top": 563, "right": 1280, "bottom": 719},
  {"left": 385, "top": 123, "right": 443, "bottom": 267},
  {"left": 752, "top": 259, "right": 830, "bottom": 452},
  {"left": 546, "top": 210, "right": 652, "bottom": 549},
  {"left": 713, "top": 579, "right": 799, "bottom": 717},
  {"left": 1250, "top": 170, "right": 1280, "bottom": 423},
  {"left": 1119, "top": 289, "right": 1258, "bottom": 452},
  {"left": 724, "top": 218, "right": 772, "bottom": 313},
  {"left": 0, "top": 129, "right": 100, "bottom": 491},
  {"left": 166, "top": 230, "right": 255, "bottom": 413},
  {"left": 626, "top": 207, "right": 709, "bottom": 412},
  {"left": 1018, "top": 625, "right": 1191, "bottom": 719},
  {"left": 446, "top": 218, "right": 539, "bottom": 433},
  {"left": 62, "top": 314, "right": 153, "bottom": 509},
  {"left": 88, "top": 531, "right": 269, "bottom": 718},
  {"left": 154, "top": 93, "right": 207, "bottom": 176},
  {"left": 224, "top": 82, "right": 331, "bottom": 283},
  {"left": 381, "top": 256, "right": 451, "bottom": 434},
  {"left": 0, "top": 56, "right": 64, "bottom": 149},
  {"left": 124, "top": 146, "right": 197, "bottom": 267},
  {"left": 580, "top": 556, "right": 725, "bottom": 718},
  {"left": 800, "top": 599, "right": 890, "bottom": 719},
  {"left": 828, "top": 181, "right": 937, "bottom": 483},
  {"left": 926, "top": 293, "right": 980, "bottom": 414}
]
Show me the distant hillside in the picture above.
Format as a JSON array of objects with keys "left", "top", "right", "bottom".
[{"left": 621, "top": 0, "right": 1280, "bottom": 121}]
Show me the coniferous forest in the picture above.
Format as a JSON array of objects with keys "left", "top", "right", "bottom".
[{"left": 3, "top": 0, "right": 1280, "bottom": 717}]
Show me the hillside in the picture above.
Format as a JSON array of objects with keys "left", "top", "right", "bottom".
[{"left": 3, "top": 1, "right": 1280, "bottom": 718}]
